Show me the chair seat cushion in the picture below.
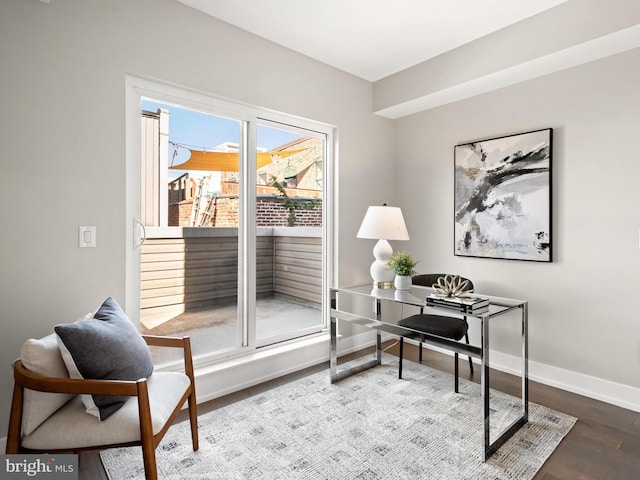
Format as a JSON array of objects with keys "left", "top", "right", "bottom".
[
  {"left": 398, "top": 314, "right": 468, "bottom": 340},
  {"left": 21, "top": 371, "right": 190, "bottom": 450}
]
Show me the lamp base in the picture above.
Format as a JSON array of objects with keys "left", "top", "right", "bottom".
[
  {"left": 373, "top": 280, "right": 394, "bottom": 289},
  {"left": 369, "top": 239, "right": 395, "bottom": 289}
]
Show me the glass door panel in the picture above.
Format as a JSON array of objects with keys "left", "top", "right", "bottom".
[
  {"left": 139, "top": 100, "right": 243, "bottom": 361},
  {"left": 255, "top": 123, "right": 325, "bottom": 346}
]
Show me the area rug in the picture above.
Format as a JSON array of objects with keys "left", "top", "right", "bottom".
[{"left": 100, "top": 356, "right": 576, "bottom": 479}]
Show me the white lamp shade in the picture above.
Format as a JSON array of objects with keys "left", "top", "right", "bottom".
[
  {"left": 357, "top": 205, "right": 410, "bottom": 288},
  {"left": 357, "top": 206, "right": 410, "bottom": 241}
]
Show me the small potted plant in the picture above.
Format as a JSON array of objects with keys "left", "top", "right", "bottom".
[{"left": 387, "top": 251, "right": 418, "bottom": 290}]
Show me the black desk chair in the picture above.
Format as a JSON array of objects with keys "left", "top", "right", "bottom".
[{"left": 397, "top": 273, "right": 474, "bottom": 392}]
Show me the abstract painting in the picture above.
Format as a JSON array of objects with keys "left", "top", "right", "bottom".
[{"left": 454, "top": 129, "right": 552, "bottom": 262}]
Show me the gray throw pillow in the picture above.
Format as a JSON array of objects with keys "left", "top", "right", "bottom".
[{"left": 55, "top": 297, "right": 154, "bottom": 420}]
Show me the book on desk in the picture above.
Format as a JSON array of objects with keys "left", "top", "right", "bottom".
[{"left": 426, "top": 294, "right": 490, "bottom": 314}]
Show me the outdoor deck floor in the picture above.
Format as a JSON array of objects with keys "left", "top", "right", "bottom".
[{"left": 141, "top": 294, "right": 322, "bottom": 363}]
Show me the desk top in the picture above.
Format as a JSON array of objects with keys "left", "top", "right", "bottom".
[{"left": 333, "top": 284, "right": 526, "bottom": 318}]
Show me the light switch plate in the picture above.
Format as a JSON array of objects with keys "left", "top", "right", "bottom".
[{"left": 79, "top": 226, "right": 96, "bottom": 248}]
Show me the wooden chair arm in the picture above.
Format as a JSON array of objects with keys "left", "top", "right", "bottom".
[
  {"left": 13, "top": 360, "right": 142, "bottom": 397},
  {"left": 142, "top": 335, "right": 195, "bottom": 384},
  {"left": 142, "top": 334, "right": 189, "bottom": 349}
]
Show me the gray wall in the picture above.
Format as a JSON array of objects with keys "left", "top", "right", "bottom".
[
  {"left": 0, "top": 0, "right": 392, "bottom": 435},
  {"left": 394, "top": 47, "right": 640, "bottom": 388}
]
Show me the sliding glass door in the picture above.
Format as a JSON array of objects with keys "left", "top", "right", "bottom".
[{"left": 127, "top": 77, "right": 333, "bottom": 364}]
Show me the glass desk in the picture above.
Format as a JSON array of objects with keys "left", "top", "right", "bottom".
[{"left": 329, "top": 284, "right": 528, "bottom": 461}]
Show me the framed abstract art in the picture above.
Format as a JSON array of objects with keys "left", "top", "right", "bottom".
[{"left": 454, "top": 128, "right": 552, "bottom": 262}]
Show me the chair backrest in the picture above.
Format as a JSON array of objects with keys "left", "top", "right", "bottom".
[
  {"left": 18, "top": 333, "right": 75, "bottom": 436},
  {"left": 412, "top": 273, "right": 474, "bottom": 291}
]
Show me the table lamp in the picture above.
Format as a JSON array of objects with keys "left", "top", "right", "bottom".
[{"left": 357, "top": 205, "right": 410, "bottom": 288}]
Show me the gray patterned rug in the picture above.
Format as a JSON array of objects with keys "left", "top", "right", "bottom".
[{"left": 100, "top": 356, "right": 576, "bottom": 479}]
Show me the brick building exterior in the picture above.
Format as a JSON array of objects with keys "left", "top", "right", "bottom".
[
  {"left": 169, "top": 194, "right": 322, "bottom": 227},
  {"left": 161, "top": 133, "right": 324, "bottom": 228}
]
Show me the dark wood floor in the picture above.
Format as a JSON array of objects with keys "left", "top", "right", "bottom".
[{"left": 80, "top": 342, "right": 640, "bottom": 479}]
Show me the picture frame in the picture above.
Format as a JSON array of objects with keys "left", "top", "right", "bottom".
[{"left": 454, "top": 128, "right": 552, "bottom": 262}]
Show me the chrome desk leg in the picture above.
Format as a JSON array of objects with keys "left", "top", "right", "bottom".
[
  {"left": 330, "top": 317, "right": 338, "bottom": 382},
  {"left": 522, "top": 302, "right": 529, "bottom": 422},
  {"left": 482, "top": 303, "right": 529, "bottom": 461},
  {"left": 330, "top": 289, "right": 382, "bottom": 383},
  {"left": 374, "top": 297, "right": 382, "bottom": 365},
  {"left": 330, "top": 288, "right": 338, "bottom": 382},
  {"left": 481, "top": 317, "right": 490, "bottom": 461}
]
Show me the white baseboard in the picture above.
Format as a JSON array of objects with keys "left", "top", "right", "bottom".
[
  {"left": 193, "top": 330, "right": 376, "bottom": 404},
  {"left": 194, "top": 330, "right": 640, "bottom": 414},
  {"left": 488, "top": 349, "right": 640, "bottom": 413},
  {"left": 414, "top": 340, "right": 640, "bottom": 413}
]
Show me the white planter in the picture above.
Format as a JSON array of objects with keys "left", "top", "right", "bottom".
[{"left": 394, "top": 275, "right": 412, "bottom": 291}]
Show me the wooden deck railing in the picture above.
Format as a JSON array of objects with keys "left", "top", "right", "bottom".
[{"left": 140, "top": 227, "right": 321, "bottom": 327}]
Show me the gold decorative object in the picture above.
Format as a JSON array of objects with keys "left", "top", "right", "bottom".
[{"left": 432, "top": 274, "right": 473, "bottom": 298}]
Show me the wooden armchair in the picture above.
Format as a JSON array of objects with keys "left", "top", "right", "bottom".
[{"left": 6, "top": 334, "right": 198, "bottom": 480}]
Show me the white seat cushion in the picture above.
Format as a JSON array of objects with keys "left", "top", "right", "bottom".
[{"left": 21, "top": 372, "right": 191, "bottom": 450}]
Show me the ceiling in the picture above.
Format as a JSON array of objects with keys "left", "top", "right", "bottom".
[{"left": 176, "top": 0, "right": 568, "bottom": 82}]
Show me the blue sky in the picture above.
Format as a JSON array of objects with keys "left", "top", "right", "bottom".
[{"left": 142, "top": 100, "right": 301, "bottom": 169}]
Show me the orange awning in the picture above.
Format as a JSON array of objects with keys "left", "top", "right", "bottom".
[{"left": 169, "top": 149, "right": 306, "bottom": 172}]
